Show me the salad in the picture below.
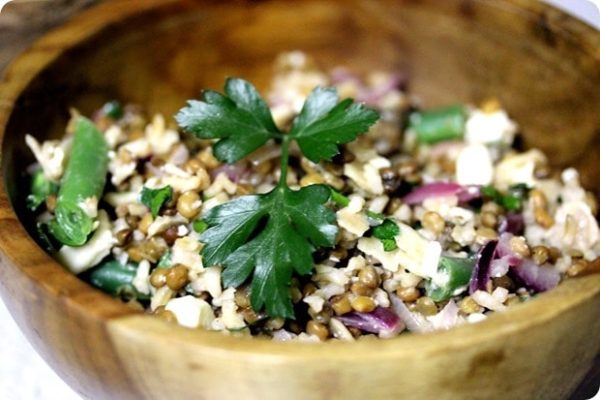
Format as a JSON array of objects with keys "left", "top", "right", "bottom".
[{"left": 25, "top": 52, "right": 600, "bottom": 341}]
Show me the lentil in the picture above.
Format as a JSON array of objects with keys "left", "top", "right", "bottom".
[
  {"left": 531, "top": 245, "right": 549, "bottom": 265},
  {"left": 350, "top": 296, "right": 376, "bottom": 313},
  {"left": 422, "top": 211, "right": 445, "bottom": 235},
  {"left": 177, "top": 191, "right": 201, "bottom": 219},
  {"left": 166, "top": 264, "right": 189, "bottom": 291},
  {"left": 306, "top": 320, "right": 330, "bottom": 341}
]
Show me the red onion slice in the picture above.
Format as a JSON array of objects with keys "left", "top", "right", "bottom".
[
  {"left": 403, "top": 182, "right": 480, "bottom": 205},
  {"left": 337, "top": 307, "right": 405, "bottom": 338},
  {"left": 469, "top": 240, "right": 499, "bottom": 294},
  {"left": 510, "top": 259, "right": 561, "bottom": 292},
  {"left": 390, "top": 295, "right": 433, "bottom": 333}
]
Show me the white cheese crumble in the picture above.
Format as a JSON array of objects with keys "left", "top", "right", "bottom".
[
  {"left": 165, "top": 296, "right": 215, "bottom": 329},
  {"left": 494, "top": 149, "right": 546, "bottom": 190},
  {"left": 132, "top": 260, "right": 151, "bottom": 295},
  {"left": 465, "top": 109, "right": 517, "bottom": 146},
  {"left": 336, "top": 195, "right": 369, "bottom": 236},
  {"left": 56, "top": 210, "right": 116, "bottom": 274},
  {"left": 455, "top": 143, "right": 493, "bottom": 186},
  {"left": 25, "top": 135, "right": 66, "bottom": 182}
]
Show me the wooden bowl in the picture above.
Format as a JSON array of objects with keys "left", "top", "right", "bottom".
[{"left": 1, "top": 1, "right": 599, "bottom": 399}]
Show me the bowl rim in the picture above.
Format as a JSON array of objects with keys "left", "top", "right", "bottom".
[{"left": 0, "top": 0, "right": 599, "bottom": 359}]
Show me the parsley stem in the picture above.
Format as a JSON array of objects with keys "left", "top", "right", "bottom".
[{"left": 278, "top": 135, "right": 292, "bottom": 188}]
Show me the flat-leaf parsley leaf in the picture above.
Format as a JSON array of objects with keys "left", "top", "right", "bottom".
[{"left": 176, "top": 78, "right": 379, "bottom": 318}]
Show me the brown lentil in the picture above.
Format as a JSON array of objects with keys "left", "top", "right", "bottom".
[
  {"left": 548, "top": 247, "right": 561, "bottom": 263},
  {"left": 492, "top": 275, "right": 515, "bottom": 291},
  {"left": 302, "top": 283, "right": 317, "bottom": 296},
  {"left": 116, "top": 229, "right": 132, "bottom": 246},
  {"left": 385, "top": 198, "right": 403, "bottom": 215},
  {"left": 234, "top": 287, "right": 251, "bottom": 308},
  {"left": 529, "top": 189, "right": 548, "bottom": 209},
  {"left": 458, "top": 296, "right": 482, "bottom": 314},
  {"left": 475, "top": 227, "right": 498, "bottom": 245},
  {"left": 414, "top": 296, "right": 438, "bottom": 316},
  {"left": 127, "top": 246, "right": 146, "bottom": 263},
  {"left": 291, "top": 287, "right": 303, "bottom": 303},
  {"left": 480, "top": 211, "right": 497, "bottom": 228},
  {"left": 350, "top": 296, "right": 376, "bottom": 313},
  {"left": 138, "top": 213, "right": 153, "bottom": 234},
  {"left": 149, "top": 268, "right": 168, "bottom": 288},
  {"left": 531, "top": 245, "right": 550, "bottom": 265},
  {"left": 306, "top": 320, "right": 330, "bottom": 341},
  {"left": 534, "top": 208, "right": 554, "bottom": 228},
  {"left": 177, "top": 191, "right": 201, "bottom": 219},
  {"left": 45, "top": 194, "right": 57, "bottom": 212},
  {"left": 396, "top": 286, "right": 420, "bottom": 302},
  {"left": 422, "top": 211, "right": 445, "bottom": 235},
  {"left": 125, "top": 215, "right": 140, "bottom": 229},
  {"left": 154, "top": 306, "right": 176, "bottom": 323},
  {"left": 255, "top": 160, "right": 272, "bottom": 175},
  {"left": 350, "top": 282, "right": 373, "bottom": 296},
  {"left": 162, "top": 226, "right": 179, "bottom": 246},
  {"left": 300, "top": 173, "right": 325, "bottom": 187},
  {"left": 481, "top": 201, "right": 503, "bottom": 215},
  {"left": 264, "top": 318, "right": 285, "bottom": 331},
  {"left": 166, "top": 264, "right": 189, "bottom": 291},
  {"left": 566, "top": 259, "right": 591, "bottom": 277},
  {"left": 331, "top": 295, "right": 352, "bottom": 315},
  {"left": 358, "top": 266, "right": 380, "bottom": 288},
  {"left": 183, "top": 158, "right": 203, "bottom": 174},
  {"left": 242, "top": 308, "right": 260, "bottom": 324},
  {"left": 509, "top": 236, "right": 531, "bottom": 258}
]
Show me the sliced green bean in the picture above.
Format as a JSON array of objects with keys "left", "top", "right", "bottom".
[
  {"left": 84, "top": 259, "right": 149, "bottom": 300},
  {"left": 409, "top": 105, "right": 466, "bottom": 144},
  {"left": 27, "top": 168, "right": 59, "bottom": 211},
  {"left": 426, "top": 256, "right": 474, "bottom": 301},
  {"left": 49, "top": 117, "right": 109, "bottom": 246}
]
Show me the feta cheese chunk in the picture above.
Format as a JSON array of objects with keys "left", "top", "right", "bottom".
[
  {"left": 456, "top": 144, "right": 493, "bottom": 186},
  {"left": 56, "top": 210, "right": 116, "bottom": 274},
  {"left": 465, "top": 109, "right": 517, "bottom": 146},
  {"left": 165, "top": 296, "right": 215, "bottom": 329}
]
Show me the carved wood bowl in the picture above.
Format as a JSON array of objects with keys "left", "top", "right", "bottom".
[{"left": 0, "top": 1, "right": 599, "bottom": 399}]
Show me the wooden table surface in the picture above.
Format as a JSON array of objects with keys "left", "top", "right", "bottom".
[{"left": 0, "top": 1, "right": 597, "bottom": 399}]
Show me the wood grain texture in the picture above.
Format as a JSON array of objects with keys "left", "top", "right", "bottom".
[{"left": 0, "top": 1, "right": 599, "bottom": 399}]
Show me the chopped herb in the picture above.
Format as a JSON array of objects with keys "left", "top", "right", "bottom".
[
  {"left": 371, "top": 219, "right": 400, "bottom": 251},
  {"left": 192, "top": 219, "right": 208, "bottom": 234},
  {"left": 27, "top": 168, "right": 59, "bottom": 211},
  {"left": 157, "top": 250, "right": 172, "bottom": 268},
  {"left": 141, "top": 186, "right": 173, "bottom": 218},
  {"left": 102, "top": 100, "right": 124, "bottom": 120},
  {"left": 178, "top": 78, "right": 379, "bottom": 318},
  {"left": 481, "top": 184, "right": 528, "bottom": 212}
]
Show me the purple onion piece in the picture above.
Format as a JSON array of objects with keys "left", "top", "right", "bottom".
[
  {"left": 469, "top": 240, "right": 499, "bottom": 294},
  {"left": 210, "top": 163, "right": 248, "bottom": 183},
  {"left": 389, "top": 295, "right": 433, "bottom": 333},
  {"left": 403, "top": 182, "right": 464, "bottom": 205},
  {"left": 456, "top": 185, "right": 482, "bottom": 203},
  {"left": 428, "top": 300, "right": 462, "bottom": 330},
  {"left": 510, "top": 259, "right": 561, "bottom": 293},
  {"left": 337, "top": 307, "right": 404, "bottom": 337},
  {"left": 499, "top": 213, "right": 525, "bottom": 235}
]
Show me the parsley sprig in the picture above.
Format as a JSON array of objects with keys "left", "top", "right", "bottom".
[{"left": 176, "top": 78, "right": 379, "bottom": 318}]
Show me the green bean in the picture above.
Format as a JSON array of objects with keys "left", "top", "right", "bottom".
[
  {"left": 426, "top": 256, "right": 474, "bottom": 301},
  {"left": 49, "top": 117, "right": 108, "bottom": 246},
  {"left": 409, "top": 105, "right": 466, "bottom": 144},
  {"left": 27, "top": 168, "right": 59, "bottom": 211},
  {"left": 84, "top": 259, "right": 149, "bottom": 300}
]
